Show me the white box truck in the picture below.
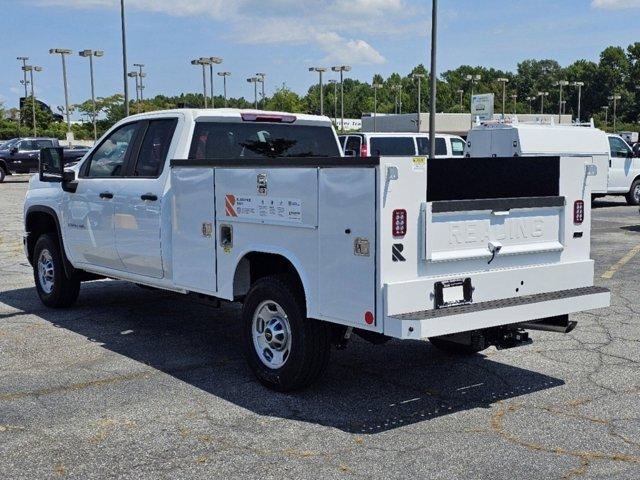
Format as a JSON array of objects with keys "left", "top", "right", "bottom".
[
  {"left": 24, "top": 109, "right": 610, "bottom": 391},
  {"left": 465, "top": 121, "right": 640, "bottom": 204}
]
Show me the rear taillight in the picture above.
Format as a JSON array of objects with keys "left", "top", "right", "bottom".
[
  {"left": 574, "top": 200, "right": 584, "bottom": 224},
  {"left": 360, "top": 143, "right": 368, "bottom": 157},
  {"left": 392, "top": 209, "right": 407, "bottom": 237}
]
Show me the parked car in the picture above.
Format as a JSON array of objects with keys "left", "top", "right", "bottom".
[
  {"left": 338, "top": 132, "right": 466, "bottom": 159},
  {"left": 63, "top": 145, "right": 91, "bottom": 165},
  {"left": 0, "top": 137, "right": 58, "bottom": 182}
]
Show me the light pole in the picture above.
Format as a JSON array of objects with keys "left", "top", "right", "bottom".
[
  {"left": 511, "top": 94, "right": 517, "bottom": 115},
  {"left": 191, "top": 58, "right": 210, "bottom": 108},
  {"left": 128, "top": 71, "right": 140, "bottom": 112},
  {"left": 49, "top": 48, "right": 73, "bottom": 145},
  {"left": 133, "top": 63, "right": 145, "bottom": 102},
  {"left": 537, "top": 91, "right": 549, "bottom": 114},
  {"left": 207, "top": 57, "right": 223, "bottom": 107},
  {"left": 79, "top": 50, "right": 104, "bottom": 142},
  {"left": 526, "top": 96, "right": 535, "bottom": 114},
  {"left": 309, "top": 67, "right": 327, "bottom": 116},
  {"left": 571, "top": 81, "right": 584, "bottom": 123},
  {"left": 391, "top": 84, "right": 402, "bottom": 114},
  {"left": 457, "top": 89, "right": 464, "bottom": 109},
  {"left": 217, "top": 71, "right": 231, "bottom": 107},
  {"left": 328, "top": 79, "right": 338, "bottom": 125},
  {"left": 410, "top": 73, "right": 426, "bottom": 132},
  {"left": 608, "top": 94, "right": 621, "bottom": 132},
  {"left": 22, "top": 65, "right": 42, "bottom": 137},
  {"left": 554, "top": 80, "right": 569, "bottom": 123},
  {"left": 17, "top": 56, "right": 29, "bottom": 135},
  {"left": 372, "top": 83, "right": 382, "bottom": 132},
  {"left": 428, "top": 0, "right": 438, "bottom": 160},
  {"left": 465, "top": 74, "right": 481, "bottom": 125},
  {"left": 120, "top": 0, "right": 129, "bottom": 116},
  {"left": 332, "top": 65, "right": 351, "bottom": 132},
  {"left": 247, "top": 77, "right": 259, "bottom": 109},
  {"left": 256, "top": 72, "right": 266, "bottom": 109},
  {"left": 496, "top": 77, "right": 509, "bottom": 117},
  {"left": 602, "top": 106, "right": 609, "bottom": 127}
]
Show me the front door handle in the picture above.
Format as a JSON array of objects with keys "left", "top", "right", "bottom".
[
  {"left": 99, "top": 192, "right": 114, "bottom": 199},
  {"left": 140, "top": 193, "right": 158, "bottom": 201}
]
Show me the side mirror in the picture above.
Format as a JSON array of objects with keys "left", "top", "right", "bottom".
[{"left": 39, "top": 147, "right": 64, "bottom": 182}]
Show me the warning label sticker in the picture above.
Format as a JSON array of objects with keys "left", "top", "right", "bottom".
[
  {"left": 412, "top": 156, "right": 426, "bottom": 172},
  {"left": 225, "top": 194, "right": 302, "bottom": 223}
]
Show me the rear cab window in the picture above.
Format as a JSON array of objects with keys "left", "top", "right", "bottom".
[
  {"left": 189, "top": 121, "right": 340, "bottom": 159},
  {"left": 344, "top": 136, "right": 362, "bottom": 157},
  {"left": 369, "top": 137, "right": 416, "bottom": 156}
]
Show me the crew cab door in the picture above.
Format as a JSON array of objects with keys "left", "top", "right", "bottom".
[
  {"left": 608, "top": 136, "right": 634, "bottom": 191},
  {"left": 114, "top": 118, "right": 178, "bottom": 278},
  {"left": 61, "top": 122, "right": 140, "bottom": 271}
]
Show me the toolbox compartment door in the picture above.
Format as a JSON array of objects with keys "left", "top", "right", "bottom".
[{"left": 318, "top": 168, "right": 378, "bottom": 328}]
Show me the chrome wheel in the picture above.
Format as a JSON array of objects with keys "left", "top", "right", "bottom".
[
  {"left": 252, "top": 300, "right": 292, "bottom": 369},
  {"left": 37, "top": 249, "right": 55, "bottom": 294}
]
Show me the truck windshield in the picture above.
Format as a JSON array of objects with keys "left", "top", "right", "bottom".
[{"left": 189, "top": 122, "right": 340, "bottom": 159}]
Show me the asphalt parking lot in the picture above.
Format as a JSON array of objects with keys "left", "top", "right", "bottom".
[{"left": 1, "top": 174, "right": 639, "bottom": 480}]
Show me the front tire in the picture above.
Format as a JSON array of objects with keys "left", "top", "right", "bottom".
[
  {"left": 33, "top": 233, "right": 80, "bottom": 308},
  {"left": 0, "top": 167, "right": 6, "bottom": 183},
  {"left": 626, "top": 179, "right": 640, "bottom": 206},
  {"left": 242, "top": 274, "right": 331, "bottom": 391}
]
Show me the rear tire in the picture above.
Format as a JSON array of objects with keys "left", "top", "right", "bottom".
[
  {"left": 242, "top": 274, "right": 331, "bottom": 391},
  {"left": 0, "top": 167, "right": 6, "bottom": 183},
  {"left": 626, "top": 179, "right": 640, "bottom": 206},
  {"left": 429, "top": 336, "right": 484, "bottom": 355},
  {"left": 33, "top": 233, "right": 80, "bottom": 308}
]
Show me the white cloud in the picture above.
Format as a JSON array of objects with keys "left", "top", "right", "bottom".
[
  {"left": 31, "top": 0, "right": 402, "bottom": 65},
  {"left": 591, "top": 0, "right": 640, "bottom": 9}
]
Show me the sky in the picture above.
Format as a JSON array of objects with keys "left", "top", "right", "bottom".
[{"left": 1, "top": 0, "right": 639, "bottom": 119}]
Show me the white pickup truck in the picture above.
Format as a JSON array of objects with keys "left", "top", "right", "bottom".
[
  {"left": 465, "top": 121, "right": 640, "bottom": 204},
  {"left": 24, "top": 108, "right": 610, "bottom": 391}
]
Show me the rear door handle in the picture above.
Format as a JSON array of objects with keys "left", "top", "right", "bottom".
[
  {"left": 99, "top": 192, "right": 114, "bottom": 199},
  {"left": 140, "top": 193, "right": 158, "bottom": 201}
]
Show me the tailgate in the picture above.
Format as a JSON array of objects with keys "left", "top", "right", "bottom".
[
  {"left": 426, "top": 196, "right": 564, "bottom": 262},
  {"left": 424, "top": 156, "right": 566, "bottom": 267}
]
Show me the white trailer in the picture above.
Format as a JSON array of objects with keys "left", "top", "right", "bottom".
[
  {"left": 465, "top": 121, "right": 640, "bottom": 204},
  {"left": 25, "top": 109, "right": 610, "bottom": 391}
]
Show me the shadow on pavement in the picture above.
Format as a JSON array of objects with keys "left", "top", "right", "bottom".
[{"left": 0, "top": 281, "right": 564, "bottom": 434}]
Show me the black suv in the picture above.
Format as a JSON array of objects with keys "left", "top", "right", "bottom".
[{"left": 0, "top": 138, "right": 58, "bottom": 182}]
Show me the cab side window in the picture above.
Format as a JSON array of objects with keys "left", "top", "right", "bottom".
[
  {"left": 451, "top": 138, "right": 465, "bottom": 156},
  {"left": 609, "top": 137, "right": 631, "bottom": 158},
  {"left": 133, "top": 119, "right": 178, "bottom": 177},
  {"left": 86, "top": 123, "right": 138, "bottom": 178}
]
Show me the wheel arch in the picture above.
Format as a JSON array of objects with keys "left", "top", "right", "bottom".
[
  {"left": 25, "top": 206, "right": 75, "bottom": 276},
  {"left": 232, "top": 250, "right": 310, "bottom": 313}
]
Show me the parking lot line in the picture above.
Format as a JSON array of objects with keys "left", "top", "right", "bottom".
[{"left": 601, "top": 244, "right": 640, "bottom": 279}]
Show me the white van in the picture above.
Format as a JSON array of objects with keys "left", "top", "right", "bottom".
[
  {"left": 465, "top": 121, "right": 640, "bottom": 205},
  {"left": 339, "top": 132, "right": 466, "bottom": 159}
]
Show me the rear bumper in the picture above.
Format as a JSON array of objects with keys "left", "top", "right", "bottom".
[{"left": 384, "top": 286, "right": 610, "bottom": 340}]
